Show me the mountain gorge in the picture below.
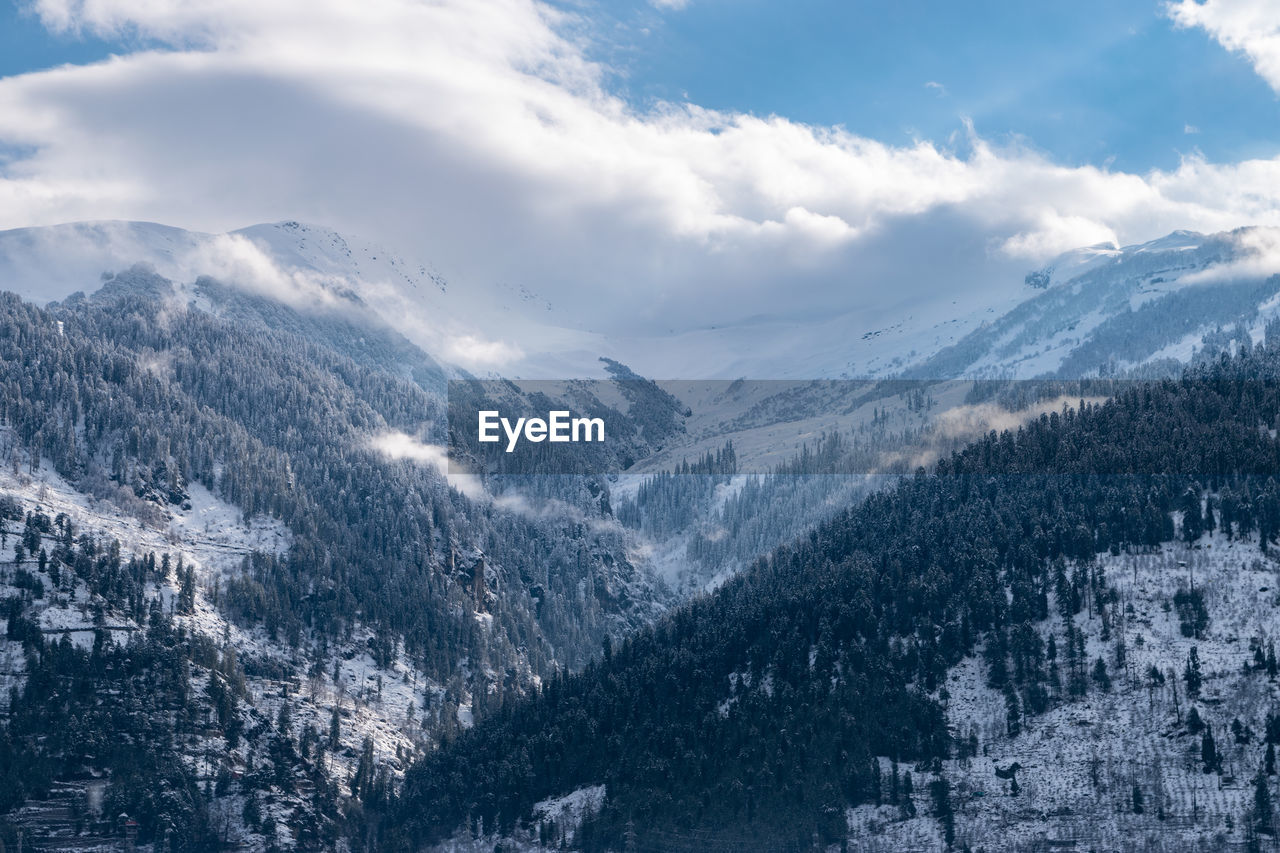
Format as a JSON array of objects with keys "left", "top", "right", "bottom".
[
  {"left": 397, "top": 341, "right": 1280, "bottom": 851},
  {"left": 3, "top": 220, "right": 1280, "bottom": 851}
]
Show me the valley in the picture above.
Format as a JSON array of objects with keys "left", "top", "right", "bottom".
[{"left": 1, "top": 220, "right": 1280, "bottom": 850}]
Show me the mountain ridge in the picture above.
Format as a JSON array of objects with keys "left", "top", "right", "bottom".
[{"left": 8, "top": 219, "right": 1279, "bottom": 382}]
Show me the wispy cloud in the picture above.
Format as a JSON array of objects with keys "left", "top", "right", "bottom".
[
  {"left": 1180, "top": 226, "right": 1280, "bottom": 285},
  {"left": 181, "top": 234, "right": 353, "bottom": 309},
  {"left": 369, "top": 431, "right": 485, "bottom": 499},
  {"left": 369, "top": 429, "right": 621, "bottom": 526}
]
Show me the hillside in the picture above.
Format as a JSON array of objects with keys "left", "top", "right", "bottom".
[
  {"left": 396, "top": 339, "right": 1280, "bottom": 852},
  {"left": 0, "top": 278, "right": 670, "bottom": 850},
  {"left": 859, "top": 533, "right": 1280, "bottom": 851}
]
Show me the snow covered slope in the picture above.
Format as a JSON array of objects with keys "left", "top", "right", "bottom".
[
  {"left": 0, "top": 445, "right": 445, "bottom": 851},
  {"left": 907, "top": 227, "right": 1280, "bottom": 380},
  {"left": 0, "top": 219, "right": 597, "bottom": 377},
  {"left": 853, "top": 532, "right": 1280, "bottom": 852},
  {"left": 0, "top": 220, "right": 205, "bottom": 304},
  {"left": 3, "top": 220, "right": 1280, "bottom": 382}
]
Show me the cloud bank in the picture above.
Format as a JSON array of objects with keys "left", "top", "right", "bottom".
[{"left": 3, "top": 0, "right": 1280, "bottom": 337}]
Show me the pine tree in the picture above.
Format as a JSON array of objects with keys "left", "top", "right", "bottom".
[
  {"left": 1182, "top": 486, "right": 1204, "bottom": 542},
  {"left": 1187, "top": 706, "right": 1204, "bottom": 734},
  {"left": 1047, "top": 634, "right": 1060, "bottom": 694},
  {"left": 1185, "top": 647, "right": 1203, "bottom": 698},
  {"left": 930, "top": 777, "right": 955, "bottom": 848},
  {"left": 277, "top": 702, "right": 292, "bottom": 738},
  {"left": 985, "top": 628, "right": 1009, "bottom": 689},
  {"left": 1004, "top": 688, "right": 1022, "bottom": 737},
  {"left": 1234, "top": 718, "right": 1252, "bottom": 745},
  {"left": 329, "top": 706, "right": 341, "bottom": 751},
  {"left": 352, "top": 737, "right": 375, "bottom": 799},
  {"left": 1093, "top": 657, "right": 1111, "bottom": 691},
  {"left": 1256, "top": 771, "right": 1274, "bottom": 835},
  {"left": 901, "top": 772, "right": 916, "bottom": 818},
  {"left": 1202, "top": 727, "right": 1218, "bottom": 774}
]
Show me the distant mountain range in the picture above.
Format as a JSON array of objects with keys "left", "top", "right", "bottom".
[{"left": 3, "top": 220, "right": 1278, "bottom": 381}]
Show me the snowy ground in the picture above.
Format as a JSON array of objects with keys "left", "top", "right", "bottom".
[
  {"left": 0, "top": 455, "right": 445, "bottom": 851},
  {"left": 852, "top": 533, "right": 1280, "bottom": 852},
  {"left": 429, "top": 784, "right": 608, "bottom": 853}
]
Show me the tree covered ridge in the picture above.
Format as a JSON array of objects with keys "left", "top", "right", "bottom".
[
  {"left": 397, "top": 342, "right": 1280, "bottom": 851},
  {"left": 0, "top": 273, "right": 662, "bottom": 705},
  {"left": 0, "top": 274, "right": 682, "bottom": 848}
]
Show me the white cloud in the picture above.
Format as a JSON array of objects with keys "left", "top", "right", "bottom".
[
  {"left": 369, "top": 431, "right": 485, "bottom": 499},
  {"left": 1168, "top": 0, "right": 1280, "bottom": 93},
  {"left": 2, "top": 0, "right": 1280, "bottom": 345},
  {"left": 442, "top": 334, "right": 525, "bottom": 368},
  {"left": 998, "top": 212, "right": 1118, "bottom": 260},
  {"left": 369, "top": 432, "right": 451, "bottom": 471},
  {"left": 369, "top": 430, "right": 619, "bottom": 524},
  {"left": 180, "top": 234, "right": 352, "bottom": 309},
  {"left": 1180, "top": 226, "right": 1280, "bottom": 285}
]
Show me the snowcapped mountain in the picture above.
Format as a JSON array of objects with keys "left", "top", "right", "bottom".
[
  {"left": 0, "top": 220, "right": 449, "bottom": 308},
  {"left": 520, "top": 226, "right": 1280, "bottom": 380},
  {"left": 618, "top": 226, "right": 1280, "bottom": 380},
  {"left": 2, "top": 219, "right": 1279, "bottom": 382},
  {"left": 0, "top": 220, "right": 207, "bottom": 305},
  {"left": 907, "top": 227, "right": 1280, "bottom": 380},
  {"left": 6, "top": 226, "right": 1280, "bottom": 850},
  {"left": 0, "top": 219, "right": 604, "bottom": 377}
]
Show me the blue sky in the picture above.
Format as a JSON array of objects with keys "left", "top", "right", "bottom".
[
  {"left": 558, "top": 0, "right": 1280, "bottom": 172},
  {"left": 0, "top": 4, "right": 116, "bottom": 77}
]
